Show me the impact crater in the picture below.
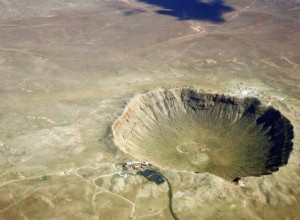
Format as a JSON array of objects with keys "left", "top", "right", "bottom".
[{"left": 112, "top": 88, "right": 294, "bottom": 180}]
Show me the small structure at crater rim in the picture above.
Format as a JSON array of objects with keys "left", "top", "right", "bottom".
[
  {"left": 112, "top": 88, "right": 294, "bottom": 180},
  {"left": 138, "top": 169, "right": 166, "bottom": 185}
]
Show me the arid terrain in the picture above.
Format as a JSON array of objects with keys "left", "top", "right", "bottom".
[{"left": 0, "top": 0, "right": 300, "bottom": 219}]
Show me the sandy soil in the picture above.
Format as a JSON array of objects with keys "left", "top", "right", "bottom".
[{"left": 0, "top": 0, "right": 299, "bottom": 219}]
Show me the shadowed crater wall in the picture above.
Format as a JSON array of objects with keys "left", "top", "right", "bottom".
[{"left": 112, "top": 89, "right": 294, "bottom": 180}]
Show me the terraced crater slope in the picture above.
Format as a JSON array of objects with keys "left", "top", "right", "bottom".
[{"left": 113, "top": 89, "right": 294, "bottom": 180}]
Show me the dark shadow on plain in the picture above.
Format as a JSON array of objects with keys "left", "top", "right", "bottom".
[{"left": 137, "top": 0, "right": 234, "bottom": 22}]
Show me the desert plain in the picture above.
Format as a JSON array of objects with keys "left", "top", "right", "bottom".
[{"left": 0, "top": 0, "right": 300, "bottom": 219}]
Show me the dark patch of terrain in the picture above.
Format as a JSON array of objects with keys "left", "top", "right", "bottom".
[{"left": 137, "top": 0, "right": 234, "bottom": 22}]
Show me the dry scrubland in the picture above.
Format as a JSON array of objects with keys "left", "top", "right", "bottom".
[{"left": 0, "top": 0, "right": 300, "bottom": 219}]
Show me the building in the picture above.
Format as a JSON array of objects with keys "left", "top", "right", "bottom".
[{"left": 137, "top": 169, "right": 165, "bottom": 185}]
